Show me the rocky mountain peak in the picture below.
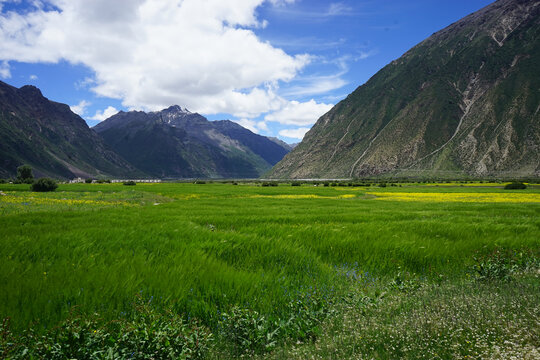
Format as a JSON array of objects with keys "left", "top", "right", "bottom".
[
  {"left": 17, "top": 85, "right": 43, "bottom": 99},
  {"left": 162, "top": 105, "right": 191, "bottom": 114}
]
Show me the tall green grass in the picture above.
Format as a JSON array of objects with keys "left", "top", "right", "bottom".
[{"left": 0, "top": 182, "right": 539, "bottom": 336}]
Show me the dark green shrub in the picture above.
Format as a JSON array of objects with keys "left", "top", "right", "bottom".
[
  {"left": 261, "top": 182, "right": 278, "bottom": 187},
  {"left": 123, "top": 181, "right": 136, "bottom": 186},
  {"left": 16, "top": 165, "right": 34, "bottom": 184},
  {"left": 85, "top": 178, "right": 93, "bottom": 183},
  {"left": 291, "top": 182, "right": 301, "bottom": 186},
  {"left": 323, "top": 182, "right": 329, "bottom": 187},
  {"left": 378, "top": 182, "right": 387, "bottom": 188},
  {"left": 0, "top": 179, "right": 5, "bottom": 184},
  {"left": 31, "top": 178, "right": 58, "bottom": 192},
  {"left": 504, "top": 182, "right": 527, "bottom": 190}
]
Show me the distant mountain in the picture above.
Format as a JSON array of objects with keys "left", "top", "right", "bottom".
[
  {"left": 269, "top": 0, "right": 540, "bottom": 179},
  {"left": 93, "top": 106, "right": 290, "bottom": 178},
  {"left": 0, "top": 80, "right": 142, "bottom": 179},
  {"left": 268, "top": 137, "right": 296, "bottom": 151}
]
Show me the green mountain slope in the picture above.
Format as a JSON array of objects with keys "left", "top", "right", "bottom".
[
  {"left": 269, "top": 0, "right": 540, "bottom": 179},
  {"left": 0, "top": 81, "right": 143, "bottom": 179},
  {"left": 94, "top": 106, "right": 290, "bottom": 179}
]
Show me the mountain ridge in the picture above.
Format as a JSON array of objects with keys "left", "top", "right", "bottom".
[
  {"left": 0, "top": 80, "right": 142, "bottom": 179},
  {"left": 93, "top": 106, "right": 291, "bottom": 179},
  {"left": 268, "top": 0, "right": 540, "bottom": 179}
]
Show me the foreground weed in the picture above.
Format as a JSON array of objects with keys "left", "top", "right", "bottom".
[
  {"left": 472, "top": 247, "right": 540, "bottom": 281},
  {"left": 218, "top": 290, "right": 333, "bottom": 356},
  {"left": 0, "top": 296, "right": 212, "bottom": 359}
]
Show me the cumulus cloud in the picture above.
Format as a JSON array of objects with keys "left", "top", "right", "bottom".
[
  {"left": 264, "top": 99, "right": 332, "bottom": 126},
  {"left": 279, "top": 127, "right": 310, "bottom": 140},
  {"left": 0, "top": 0, "right": 311, "bottom": 117},
  {"left": 89, "top": 106, "right": 118, "bottom": 122},
  {"left": 233, "top": 118, "right": 258, "bottom": 133},
  {"left": 257, "top": 121, "right": 269, "bottom": 131},
  {"left": 232, "top": 118, "right": 269, "bottom": 134},
  {"left": 70, "top": 99, "right": 91, "bottom": 116},
  {"left": 0, "top": 60, "right": 10, "bottom": 78}
]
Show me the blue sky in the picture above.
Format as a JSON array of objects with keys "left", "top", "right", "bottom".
[{"left": 0, "top": 0, "right": 493, "bottom": 143}]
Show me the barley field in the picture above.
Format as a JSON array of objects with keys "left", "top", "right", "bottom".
[{"left": 1, "top": 181, "right": 539, "bottom": 359}]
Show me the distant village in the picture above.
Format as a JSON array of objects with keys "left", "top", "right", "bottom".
[{"left": 69, "top": 178, "right": 161, "bottom": 184}]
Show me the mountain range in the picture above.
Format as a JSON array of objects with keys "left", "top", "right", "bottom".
[
  {"left": 269, "top": 0, "right": 540, "bottom": 179},
  {"left": 0, "top": 81, "right": 291, "bottom": 180},
  {"left": 1, "top": 0, "right": 539, "bottom": 181},
  {"left": 93, "top": 106, "right": 290, "bottom": 179}
]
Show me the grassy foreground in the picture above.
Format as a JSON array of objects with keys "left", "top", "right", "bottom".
[{"left": 0, "top": 182, "right": 539, "bottom": 358}]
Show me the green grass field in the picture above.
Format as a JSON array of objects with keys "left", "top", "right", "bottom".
[{"left": 1, "top": 182, "right": 539, "bottom": 358}]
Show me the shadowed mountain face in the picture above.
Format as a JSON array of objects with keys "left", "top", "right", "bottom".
[
  {"left": 0, "top": 80, "right": 141, "bottom": 179},
  {"left": 269, "top": 0, "right": 540, "bottom": 179},
  {"left": 93, "top": 106, "right": 290, "bottom": 179}
]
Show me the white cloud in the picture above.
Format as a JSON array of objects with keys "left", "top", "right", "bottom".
[
  {"left": 232, "top": 118, "right": 269, "bottom": 134},
  {"left": 268, "top": 0, "right": 296, "bottom": 6},
  {"left": 270, "top": 1, "right": 358, "bottom": 20},
  {"left": 257, "top": 121, "right": 269, "bottom": 131},
  {"left": 233, "top": 118, "right": 258, "bottom": 133},
  {"left": 327, "top": 2, "right": 353, "bottom": 16},
  {"left": 282, "top": 74, "right": 347, "bottom": 97},
  {"left": 357, "top": 50, "right": 377, "bottom": 60},
  {"left": 0, "top": 0, "right": 309, "bottom": 117},
  {"left": 265, "top": 99, "right": 332, "bottom": 126},
  {"left": 29, "top": 74, "right": 38, "bottom": 80},
  {"left": 281, "top": 54, "right": 351, "bottom": 97},
  {"left": 89, "top": 106, "right": 118, "bottom": 122},
  {"left": 0, "top": 60, "right": 10, "bottom": 78},
  {"left": 279, "top": 127, "right": 310, "bottom": 140},
  {"left": 70, "top": 99, "right": 91, "bottom": 116}
]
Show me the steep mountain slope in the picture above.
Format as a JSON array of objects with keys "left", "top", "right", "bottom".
[
  {"left": 270, "top": 0, "right": 540, "bottom": 179},
  {"left": 93, "top": 106, "right": 290, "bottom": 178},
  {"left": 0, "top": 81, "right": 142, "bottom": 179}
]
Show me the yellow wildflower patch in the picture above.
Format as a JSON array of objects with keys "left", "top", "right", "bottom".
[
  {"left": 423, "top": 182, "right": 513, "bottom": 187},
  {"left": 0, "top": 195, "right": 134, "bottom": 207},
  {"left": 248, "top": 194, "right": 357, "bottom": 200},
  {"left": 367, "top": 192, "right": 540, "bottom": 203},
  {"left": 174, "top": 194, "right": 204, "bottom": 200},
  {"left": 0, "top": 191, "right": 138, "bottom": 212}
]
